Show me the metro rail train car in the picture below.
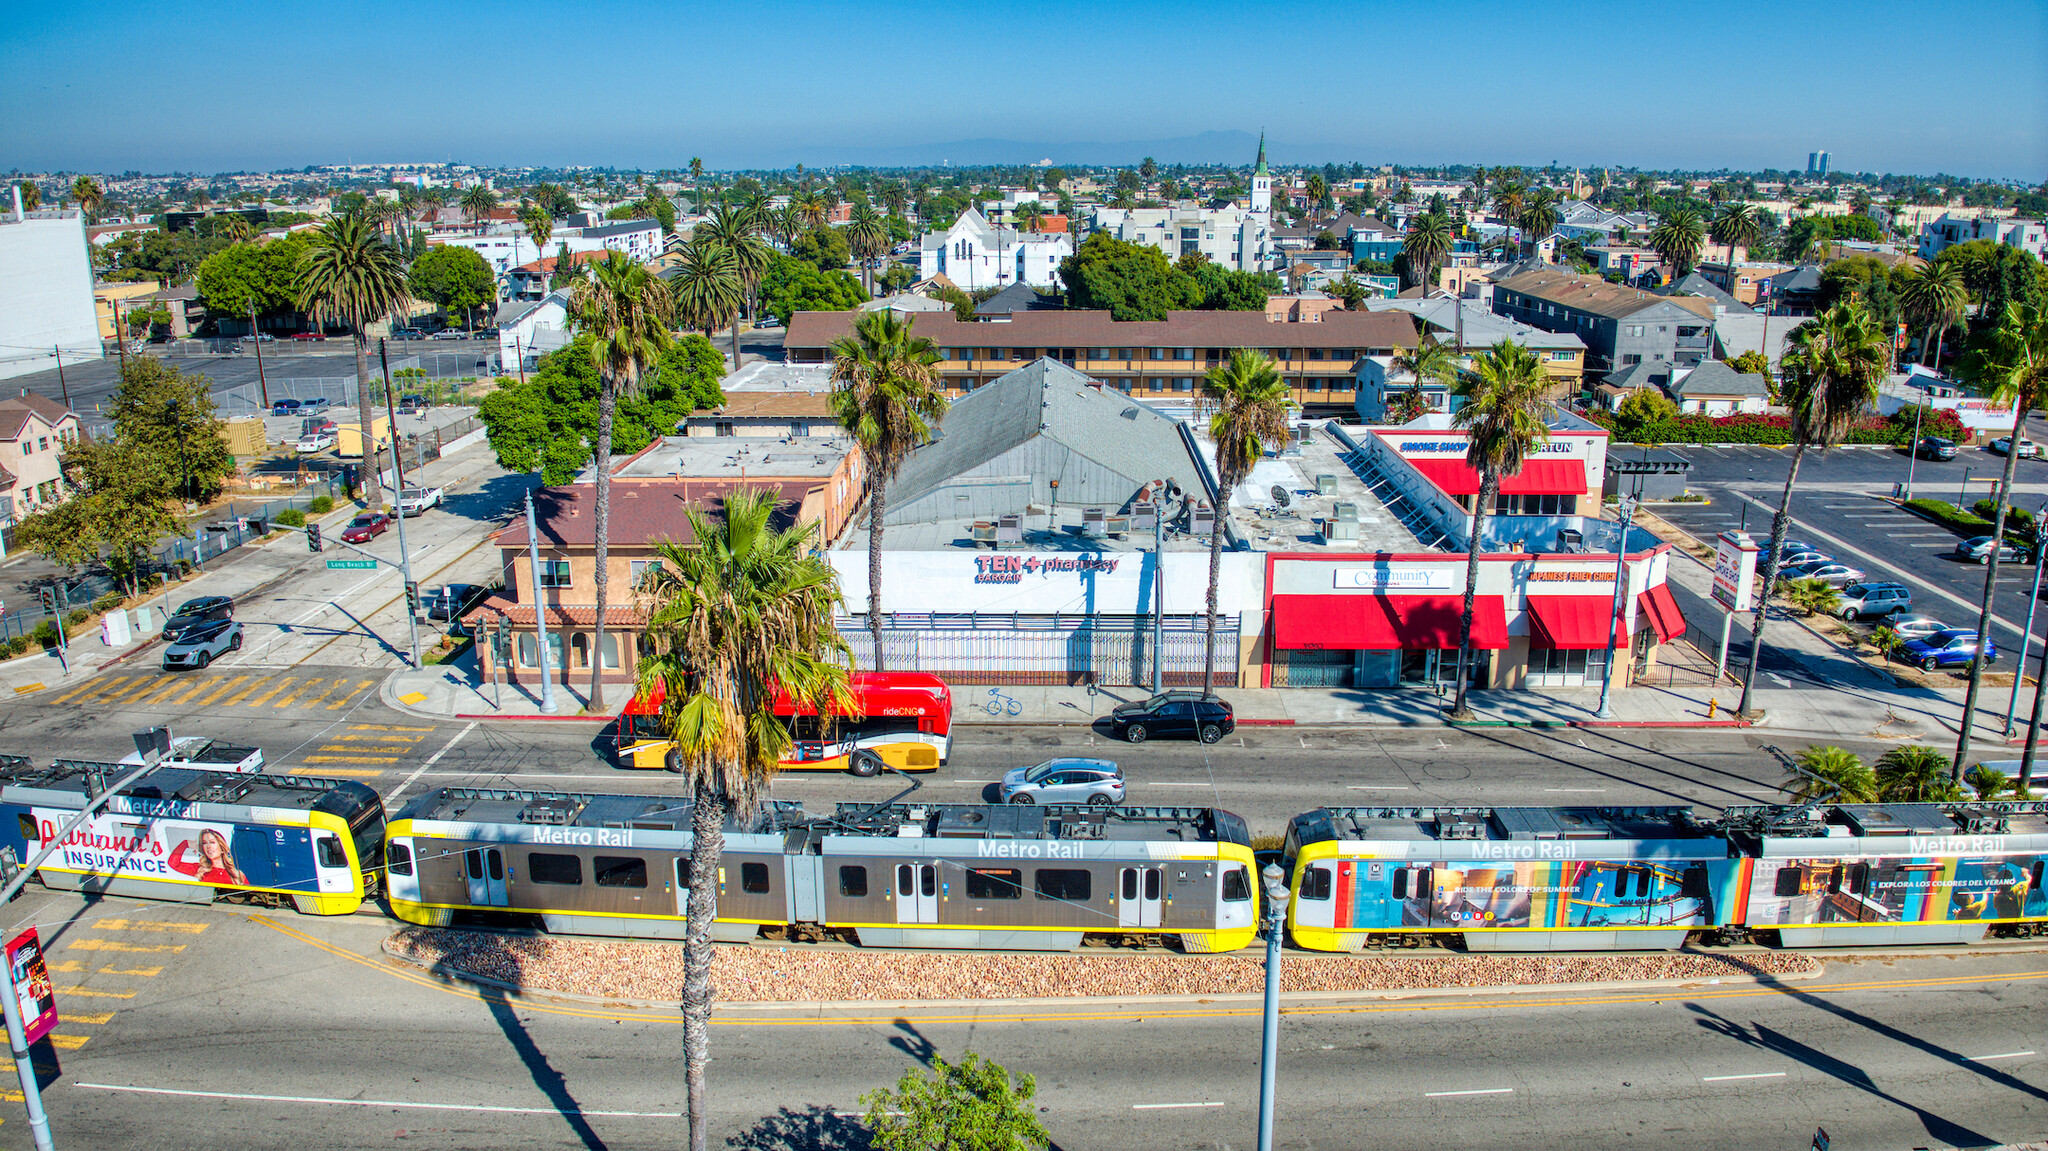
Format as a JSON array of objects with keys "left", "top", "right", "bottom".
[
  {"left": 1723, "top": 801, "right": 2048, "bottom": 946},
  {"left": 1283, "top": 805, "right": 1747, "bottom": 952},
  {"left": 0, "top": 756, "right": 384, "bottom": 915},
  {"left": 386, "top": 787, "right": 1259, "bottom": 952}
]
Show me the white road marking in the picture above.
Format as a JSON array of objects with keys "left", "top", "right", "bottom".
[
  {"left": 1425, "top": 1088, "right": 1514, "bottom": 1097},
  {"left": 1702, "top": 1072, "right": 1786, "bottom": 1082},
  {"left": 1544, "top": 787, "right": 1607, "bottom": 792},
  {"left": 77, "top": 1083, "right": 679, "bottom": 1117},
  {"left": 1133, "top": 1101, "right": 1226, "bottom": 1110},
  {"left": 951, "top": 779, "right": 1000, "bottom": 784},
  {"left": 386, "top": 721, "right": 476, "bottom": 804},
  {"left": 1966, "top": 1051, "right": 2035, "bottom": 1062},
  {"left": 1346, "top": 785, "right": 1410, "bottom": 790},
  {"left": 1150, "top": 782, "right": 1213, "bottom": 787}
]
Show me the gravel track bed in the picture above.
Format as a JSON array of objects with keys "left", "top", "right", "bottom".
[{"left": 387, "top": 928, "right": 1822, "bottom": 1003}]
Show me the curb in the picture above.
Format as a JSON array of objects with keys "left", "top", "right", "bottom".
[{"left": 376, "top": 664, "right": 614, "bottom": 724}]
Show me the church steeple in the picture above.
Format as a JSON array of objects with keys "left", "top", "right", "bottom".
[
  {"left": 1254, "top": 132, "right": 1269, "bottom": 176},
  {"left": 1249, "top": 131, "right": 1272, "bottom": 214}
]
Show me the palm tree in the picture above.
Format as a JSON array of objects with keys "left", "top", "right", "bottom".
[
  {"left": 796, "top": 191, "right": 830, "bottom": 233},
  {"left": 1895, "top": 260, "right": 1967, "bottom": 370},
  {"left": 1735, "top": 303, "right": 1889, "bottom": 715},
  {"left": 520, "top": 206, "right": 553, "bottom": 268},
  {"left": 217, "top": 215, "right": 255, "bottom": 243},
  {"left": 1305, "top": 174, "right": 1327, "bottom": 223},
  {"left": 1198, "top": 351, "right": 1296, "bottom": 690},
  {"left": 847, "top": 203, "right": 890, "bottom": 297},
  {"left": 633, "top": 488, "right": 848, "bottom": 1151},
  {"left": 460, "top": 185, "right": 497, "bottom": 233},
  {"left": 1401, "top": 211, "right": 1454, "bottom": 294},
  {"left": 1517, "top": 188, "right": 1559, "bottom": 259},
  {"left": 1783, "top": 746, "right": 1877, "bottom": 803},
  {"left": 70, "top": 176, "right": 102, "bottom": 224},
  {"left": 1966, "top": 763, "right": 2015, "bottom": 800},
  {"left": 691, "top": 207, "right": 772, "bottom": 355},
  {"left": 1875, "top": 746, "right": 1961, "bottom": 802},
  {"left": 771, "top": 203, "right": 804, "bottom": 251},
  {"left": 1490, "top": 178, "right": 1524, "bottom": 229},
  {"left": 1709, "top": 202, "right": 1765, "bottom": 268},
  {"left": 1649, "top": 208, "right": 1706, "bottom": 283},
  {"left": 568, "top": 251, "right": 675, "bottom": 713},
  {"left": 296, "top": 214, "right": 412, "bottom": 510},
  {"left": 1392, "top": 339, "right": 1461, "bottom": 408},
  {"left": 17, "top": 182, "right": 39, "bottom": 212},
  {"left": 1447, "top": 340, "right": 1552, "bottom": 719},
  {"left": 828, "top": 310, "right": 947, "bottom": 671},
  {"left": 1952, "top": 302, "right": 2048, "bottom": 774},
  {"left": 669, "top": 240, "right": 745, "bottom": 367}
]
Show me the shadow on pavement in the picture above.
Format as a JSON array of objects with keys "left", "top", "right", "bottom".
[{"left": 727, "top": 1105, "right": 871, "bottom": 1151}]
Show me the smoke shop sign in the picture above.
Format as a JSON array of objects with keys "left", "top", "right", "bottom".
[{"left": 973, "top": 554, "right": 1123, "bottom": 585}]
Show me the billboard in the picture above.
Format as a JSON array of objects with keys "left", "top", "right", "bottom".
[
  {"left": 1713, "top": 532, "right": 1760, "bottom": 611},
  {"left": 1314, "top": 857, "right": 1746, "bottom": 931},
  {"left": 28, "top": 808, "right": 317, "bottom": 895},
  {"left": 6, "top": 929, "right": 55, "bottom": 1045}
]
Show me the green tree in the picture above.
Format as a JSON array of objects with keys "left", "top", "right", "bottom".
[
  {"left": 1615, "top": 387, "right": 1678, "bottom": 428},
  {"left": 758, "top": 254, "right": 867, "bottom": 324},
  {"left": 1728, "top": 349, "right": 1772, "bottom": 379},
  {"left": 105, "top": 357, "right": 237, "bottom": 503},
  {"left": 847, "top": 203, "right": 890, "bottom": 296},
  {"left": 17, "top": 436, "right": 184, "bottom": 596},
  {"left": 297, "top": 214, "right": 412, "bottom": 507},
  {"left": 520, "top": 205, "right": 553, "bottom": 263},
  {"left": 1776, "top": 576, "right": 1840, "bottom": 617},
  {"left": 1448, "top": 341, "right": 1552, "bottom": 718},
  {"left": 1649, "top": 208, "right": 1706, "bottom": 282},
  {"left": 1966, "top": 763, "right": 2015, "bottom": 799},
  {"left": 1393, "top": 339, "right": 1461, "bottom": 402},
  {"left": 1518, "top": 188, "right": 1559, "bottom": 258},
  {"left": 459, "top": 185, "right": 498, "bottom": 232},
  {"left": 829, "top": 310, "right": 948, "bottom": 670},
  {"left": 1185, "top": 261, "right": 1282, "bottom": 311},
  {"left": 1869, "top": 624, "right": 1904, "bottom": 663},
  {"left": 478, "top": 335, "right": 720, "bottom": 483},
  {"left": 568, "top": 252, "right": 674, "bottom": 710},
  {"left": 633, "top": 489, "right": 848, "bottom": 1151},
  {"left": 16, "top": 182, "right": 38, "bottom": 211},
  {"left": 1402, "top": 211, "right": 1454, "bottom": 293},
  {"left": 790, "top": 224, "right": 851, "bottom": 273},
  {"left": 694, "top": 206, "right": 774, "bottom": 347},
  {"left": 1783, "top": 746, "right": 1878, "bottom": 803},
  {"left": 930, "top": 283, "right": 976, "bottom": 321},
  {"left": 1894, "top": 260, "right": 1968, "bottom": 370},
  {"left": 860, "top": 1053, "right": 1051, "bottom": 1151},
  {"left": 1058, "top": 233, "right": 1202, "bottom": 321},
  {"left": 194, "top": 233, "right": 312, "bottom": 322},
  {"left": 1952, "top": 302, "right": 2048, "bottom": 775},
  {"left": 1710, "top": 202, "right": 1766, "bottom": 266},
  {"left": 670, "top": 239, "right": 746, "bottom": 372},
  {"left": 1875, "top": 746, "right": 1962, "bottom": 802},
  {"left": 407, "top": 244, "right": 497, "bottom": 330},
  {"left": 1941, "top": 241, "right": 2047, "bottom": 333},
  {"left": 71, "top": 176, "right": 103, "bottom": 225},
  {"left": 1199, "top": 350, "right": 1295, "bottom": 689},
  {"left": 1737, "top": 303, "right": 1889, "bottom": 715}
]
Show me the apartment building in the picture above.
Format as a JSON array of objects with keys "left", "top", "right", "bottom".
[{"left": 1489, "top": 266, "right": 1715, "bottom": 378}]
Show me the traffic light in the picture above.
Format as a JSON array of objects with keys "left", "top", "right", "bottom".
[
  {"left": 307, "top": 523, "right": 323, "bottom": 552},
  {"left": 36, "top": 588, "right": 54, "bottom": 614},
  {"left": 404, "top": 582, "right": 421, "bottom": 616}
]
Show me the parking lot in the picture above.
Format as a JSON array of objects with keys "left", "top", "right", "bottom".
[{"left": 1653, "top": 443, "right": 2048, "bottom": 666}]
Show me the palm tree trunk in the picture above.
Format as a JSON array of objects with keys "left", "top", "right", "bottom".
[
  {"left": 1931, "top": 325, "right": 1947, "bottom": 375},
  {"left": 729, "top": 314, "right": 742, "bottom": 373},
  {"left": 590, "top": 384, "right": 615, "bottom": 714},
  {"left": 867, "top": 480, "right": 887, "bottom": 672},
  {"left": 1736, "top": 443, "right": 1808, "bottom": 715},
  {"left": 682, "top": 782, "right": 730, "bottom": 1151},
  {"left": 1953, "top": 405, "right": 2029, "bottom": 776},
  {"left": 1919, "top": 323, "right": 1936, "bottom": 368},
  {"left": 1448, "top": 476, "right": 1497, "bottom": 719},
  {"left": 1201, "top": 474, "right": 1228, "bottom": 692},
  {"left": 353, "top": 335, "right": 383, "bottom": 508}
]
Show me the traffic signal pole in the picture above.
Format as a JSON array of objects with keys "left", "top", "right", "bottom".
[{"left": 376, "top": 340, "right": 422, "bottom": 669}]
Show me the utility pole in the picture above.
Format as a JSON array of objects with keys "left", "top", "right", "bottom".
[
  {"left": 1151, "top": 482, "right": 1167, "bottom": 695},
  {"left": 2004, "top": 504, "right": 2048, "bottom": 738},
  {"left": 1255, "top": 862, "right": 1291, "bottom": 1151},
  {"left": 1594, "top": 492, "right": 1636, "bottom": 719},
  {"left": 1902, "top": 401, "right": 1924, "bottom": 501},
  {"left": 376, "top": 341, "right": 423, "bottom": 668},
  {"left": 52, "top": 347, "right": 68, "bottom": 409},
  {"left": 250, "top": 304, "right": 270, "bottom": 410},
  {"left": 525, "top": 485, "right": 559, "bottom": 715}
]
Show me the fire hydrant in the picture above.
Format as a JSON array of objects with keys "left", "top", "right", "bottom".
[{"left": 1706, "top": 698, "right": 1719, "bottom": 720}]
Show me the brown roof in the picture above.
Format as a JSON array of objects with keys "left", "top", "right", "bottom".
[
  {"left": 786, "top": 308, "right": 1416, "bottom": 351},
  {"left": 0, "top": 391, "right": 75, "bottom": 441},
  {"left": 691, "top": 392, "right": 836, "bottom": 420},
  {"left": 493, "top": 480, "right": 811, "bottom": 549},
  {"left": 1494, "top": 268, "right": 1713, "bottom": 322},
  {"left": 461, "top": 593, "right": 647, "bottom": 629},
  {"left": 512, "top": 250, "right": 612, "bottom": 275}
]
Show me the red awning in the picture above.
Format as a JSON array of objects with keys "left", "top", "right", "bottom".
[
  {"left": 1408, "top": 458, "right": 1588, "bottom": 497},
  {"left": 1525, "top": 595, "right": 1619, "bottom": 649},
  {"left": 1636, "top": 584, "right": 1686, "bottom": 644},
  {"left": 1270, "top": 594, "right": 1507, "bottom": 651}
]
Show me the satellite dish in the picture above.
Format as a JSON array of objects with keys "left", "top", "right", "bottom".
[{"left": 1271, "top": 485, "right": 1292, "bottom": 508}]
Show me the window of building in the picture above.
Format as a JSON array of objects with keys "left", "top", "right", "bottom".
[
  {"left": 630, "top": 559, "right": 661, "bottom": 586},
  {"left": 1175, "top": 378, "right": 1194, "bottom": 391},
  {"left": 37, "top": 437, "right": 48, "bottom": 452},
  {"left": 1622, "top": 354, "right": 1642, "bottom": 366},
  {"left": 518, "top": 633, "right": 538, "bottom": 667},
  {"left": 529, "top": 852, "right": 583, "bottom": 885},
  {"left": 601, "top": 632, "right": 621, "bottom": 670},
  {"left": 1116, "top": 348, "right": 1132, "bottom": 360},
  {"left": 570, "top": 632, "right": 590, "bottom": 668},
  {"left": 1627, "top": 325, "right": 1644, "bottom": 338},
  {"left": 1175, "top": 348, "right": 1194, "bottom": 360},
  {"left": 1307, "top": 348, "right": 1324, "bottom": 360},
  {"left": 540, "top": 560, "right": 572, "bottom": 587},
  {"left": 714, "top": 421, "right": 735, "bottom": 437}
]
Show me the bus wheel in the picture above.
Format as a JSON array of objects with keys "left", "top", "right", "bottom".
[
  {"left": 849, "top": 752, "right": 883, "bottom": 778},
  {"left": 664, "top": 749, "right": 683, "bottom": 773}
]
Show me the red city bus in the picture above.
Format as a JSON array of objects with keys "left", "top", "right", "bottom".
[{"left": 615, "top": 672, "right": 952, "bottom": 775}]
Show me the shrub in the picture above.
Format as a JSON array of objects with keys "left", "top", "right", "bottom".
[
  {"left": 4, "top": 636, "right": 28, "bottom": 657},
  {"left": 31, "top": 622, "right": 57, "bottom": 649},
  {"left": 1870, "top": 625, "right": 1904, "bottom": 663},
  {"left": 1972, "top": 498, "right": 2036, "bottom": 537},
  {"left": 1669, "top": 492, "right": 1708, "bottom": 503},
  {"left": 65, "top": 609, "right": 89, "bottom": 628},
  {"left": 1777, "top": 576, "right": 1840, "bottom": 617},
  {"left": 91, "top": 593, "right": 124, "bottom": 614},
  {"left": 273, "top": 507, "right": 307, "bottom": 528},
  {"left": 307, "top": 495, "right": 335, "bottom": 514}
]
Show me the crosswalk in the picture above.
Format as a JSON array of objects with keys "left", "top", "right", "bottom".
[
  {"left": 289, "top": 723, "right": 435, "bottom": 778},
  {"left": 34, "top": 672, "right": 379, "bottom": 714},
  {"left": 0, "top": 911, "right": 208, "bottom": 1091}
]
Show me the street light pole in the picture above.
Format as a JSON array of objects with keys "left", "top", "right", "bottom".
[
  {"left": 1594, "top": 492, "right": 1637, "bottom": 719},
  {"left": 1903, "top": 402, "right": 1924, "bottom": 501},
  {"left": 378, "top": 341, "right": 423, "bottom": 668},
  {"left": 2004, "top": 502, "right": 2048, "bottom": 737},
  {"left": 250, "top": 304, "right": 270, "bottom": 411},
  {"left": 1256, "top": 862, "right": 1291, "bottom": 1151},
  {"left": 525, "top": 485, "right": 559, "bottom": 715}
]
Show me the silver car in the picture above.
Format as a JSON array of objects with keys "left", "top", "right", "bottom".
[
  {"left": 162, "top": 619, "right": 242, "bottom": 670},
  {"left": 1885, "top": 614, "right": 1949, "bottom": 641},
  {"left": 999, "top": 758, "right": 1125, "bottom": 805},
  {"left": 1781, "top": 561, "right": 1865, "bottom": 588}
]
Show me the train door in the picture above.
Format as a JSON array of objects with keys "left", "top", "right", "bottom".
[
  {"left": 1119, "top": 866, "right": 1163, "bottom": 929},
  {"left": 464, "top": 846, "right": 508, "bottom": 907},
  {"left": 385, "top": 838, "right": 420, "bottom": 903},
  {"left": 673, "top": 857, "right": 694, "bottom": 916},
  {"left": 894, "top": 862, "right": 938, "bottom": 924}
]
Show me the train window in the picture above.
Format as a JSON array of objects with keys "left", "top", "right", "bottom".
[
  {"left": 1414, "top": 869, "right": 1433, "bottom": 900},
  {"left": 1391, "top": 868, "right": 1408, "bottom": 900},
  {"left": 487, "top": 851, "right": 503, "bottom": 881},
  {"left": 594, "top": 857, "right": 648, "bottom": 888},
  {"left": 1827, "top": 865, "right": 1844, "bottom": 895},
  {"left": 316, "top": 836, "right": 347, "bottom": 869},
  {"left": 1221, "top": 867, "right": 1251, "bottom": 902},
  {"left": 1636, "top": 869, "right": 1652, "bottom": 899},
  {"left": 1035, "top": 869, "right": 1092, "bottom": 902},
  {"left": 2032, "top": 862, "right": 2045, "bottom": 892},
  {"left": 839, "top": 866, "right": 869, "bottom": 898},
  {"left": 919, "top": 866, "right": 936, "bottom": 898},
  {"left": 897, "top": 864, "right": 913, "bottom": 895},
  {"left": 1143, "top": 869, "right": 1161, "bottom": 901},
  {"left": 1848, "top": 862, "right": 1870, "bottom": 896},
  {"left": 1121, "top": 870, "right": 1138, "bottom": 900},
  {"left": 529, "top": 853, "right": 583, "bottom": 886},
  {"left": 967, "top": 868, "right": 1023, "bottom": 900},
  {"left": 466, "top": 850, "right": 483, "bottom": 880},
  {"left": 741, "top": 862, "right": 770, "bottom": 894},
  {"left": 1300, "top": 868, "right": 1331, "bottom": 900},
  {"left": 1774, "top": 868, "right": 1802, "bottom": 898},
  {"left": 15, "top": 815, "right": 33, "bottom": 841},
  {"left": 387, "top": 843, "right": 414, "bottom": 877}
]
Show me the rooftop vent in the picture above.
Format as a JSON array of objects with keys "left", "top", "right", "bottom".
[{"left": 519, "top": 797, "right": 582, "bottom": 825}]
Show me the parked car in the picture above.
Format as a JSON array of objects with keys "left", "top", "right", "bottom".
[
  {"left": 289, "top": 331, "right": 327, "bottom": 342},
  {"left": 1777, "top": 550, "right": 1833, "bottom": 569},
  {"left": 1886, "top": 614, "right": 1950, "bottom": 642},
  {"left": 1836, "top": 582, "right": 1912, "bottom": 621},
  {"left": 1107, "top": 691, "right": 1236, "bottom": 744},
  {"left": 396, "top": 485, "right": 444, "bottom": 517},
  {"left": 295, "top": 431, "right": 336, "bottom": 454},
  {"left": 301, "top": 397, "right": 330, "bottom": 414},
  {"left": 425, "top": 584, "right": 488, "bottom": 622},
  {"left": 270, "top": 398, "right": 303, "bottom": 415},
  {"left": 253, "top": 333, "right": 276, "bottom": 343},
  {"left": 1781, "top": 561, "right": 1865, "bottom": 588},
  {"left": 161, "top": 596, "right": 235, "bottom": 643},
  {"left": 432, "top": 329, "right": 468, "bottom": 340},
  {"left": 1991, "top": 437, "right": 2042, "bottom": 459},
  {"left": 1903, "top": 629, "right": 1997, "bottom": 672},
  {"left": 391, "top": 328, "right": 426, "bottom": 341},
  {"left": 1955, "top": 535, "right": 2034, "bottom": 565},
  {"left": 161, "top": 619, "right": 243, "bottom": 671},
  {"left": 475, "top": 328, "right": 500, "bottom": 340},
  {"left": 339, "top": 512, "right": 390, "bottom": 543},
  {"left": 999, "top": 759, "right": 1125, "bottom": 805},
  {"left": 1775, "top": 541, "right": 1821, "bottom": 562},
  {"left": 1916, "top": 437, "right": 1958, "bottom": 461}
]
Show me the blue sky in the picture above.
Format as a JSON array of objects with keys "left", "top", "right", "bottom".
[{"left": 2, "top": 0, "right": 2041, "bottom": 179}]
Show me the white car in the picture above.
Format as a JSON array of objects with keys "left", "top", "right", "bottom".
[
  {"left": 396, "top": 486, "right": 445, "bottom": 516},
  {"left": 1991, "top": 437, "right": 2042, "bottom": 459},
  {"left": 295, "top": 431, "right": 336, "bottom": 453}
]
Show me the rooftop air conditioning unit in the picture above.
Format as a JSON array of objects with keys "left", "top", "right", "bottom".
[
  {"left": 1316, "top": 474, "right": 1338, "bottom": 495},
  {"left": 1129, "top": 502, "right": 1158, "bottom": 532},
  {"left": 1322, "top": 518, "right": 1359, "bottom": 541},
  {"left": 1081, "top": 507, "right": 1107, "bottom": 537},
  {"left": 1191, "top": 503, "right": 1217, "bottom": 533}
]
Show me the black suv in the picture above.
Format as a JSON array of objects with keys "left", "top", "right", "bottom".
[
  {"left": 161, "top": 596, "right": 235, "bottom": 642},
  {"left": 1107, "top": 691, "right": 1236, "bottom": 744},
  {"left": 1917, "top": 437, "right": 1958, "bottom": 461}
]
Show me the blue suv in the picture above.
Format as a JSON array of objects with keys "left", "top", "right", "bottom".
[{"left": 1903, "top": 629, "right": 1997, "bottom": 673}]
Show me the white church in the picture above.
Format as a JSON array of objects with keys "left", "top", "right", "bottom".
[
  {"left": 1088, "top": 136, "right": 1278, "bottom": 273},
  {"left": 913, "top": 207, "right": 1074, "bottom": 291}
]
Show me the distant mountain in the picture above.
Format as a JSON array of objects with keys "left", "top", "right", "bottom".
[{"left": 729, "top": 130, "right": 1343, "bottom": 170}]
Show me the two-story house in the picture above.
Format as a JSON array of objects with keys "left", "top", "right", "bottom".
[
  {"left": 0, "top": 390, "right": 81, "bottom": 524},
  {"left": 1489, "top": 266, "right": 1714, "bottom": 380}
]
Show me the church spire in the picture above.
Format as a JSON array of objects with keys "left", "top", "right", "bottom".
[{"left": 1254, "top": 131, "right": 1269, "bottom": 176}]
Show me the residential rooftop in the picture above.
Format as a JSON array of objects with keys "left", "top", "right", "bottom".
[{"left": 611, "top": 434, "right": 853, "bottom": 480}]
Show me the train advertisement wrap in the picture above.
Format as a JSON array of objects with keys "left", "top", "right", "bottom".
[
  {"left": 5, "top": 928, "right": 56, "bottom": 1045},
  {"left": 1298, "top": 857, "right": 1746, "bottom": 932},
  {"left": 28, "top": 807, "right": 318, "bottom": 894},
  {"left": 1747, "top": 854, "right": 2048, "bottom": 927}
]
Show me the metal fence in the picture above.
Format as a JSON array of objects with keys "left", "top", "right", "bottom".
[{"left": 838, "top": 612, "right": 1241, "bottom": 687}]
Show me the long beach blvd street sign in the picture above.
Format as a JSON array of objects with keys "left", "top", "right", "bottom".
[{"left": 326, "top": 559, "right": 378, "bottom": 570}]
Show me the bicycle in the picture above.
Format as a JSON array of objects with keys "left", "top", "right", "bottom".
[{"left": 983, "top": 687, "right": 1023, "bottom": 717}]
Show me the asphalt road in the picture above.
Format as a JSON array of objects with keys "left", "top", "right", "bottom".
[{"left": 8, "top": 889, "right": 2040, "bottom": 1151}]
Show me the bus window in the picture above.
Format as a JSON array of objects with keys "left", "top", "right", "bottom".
[
  {"left": 1221, "top": 867, "right": 1250, "bottom": 902},
  {"left": 1391, "top": 868, "right": 1408, "bottom": 901},
  {"left": 1037, "top": 868, "right": 1091, "bottom": 902},
  {"left": 839, "top": 866, "right": 868, "bottom": 897},
  {"left": 316, "top": 836, "right": 347, "bottom": 869},
  {"left": 387, "top": 842, "right": 414, "bottom": 877},
  {"left": 529, "top": 853, "right": 583, "bottom": 885},
  {"left": 1774, "top": 868, "right": 1802, "bottom": 898},
  {"left": 741, "top": 862, "right": 770, "bottom": 893},
  {"left": 594, "top": 857, "right": 647, "bottom": 888}
]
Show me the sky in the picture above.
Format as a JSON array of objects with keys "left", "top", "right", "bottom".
[{"left": 2, "top": 0, "right": 2041, "bottom": 180}]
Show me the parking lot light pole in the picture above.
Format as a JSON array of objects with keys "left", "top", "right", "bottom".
[
  {"left": 378, "top": 340, "right": 422, "bottom": 668},
  {"left": 1903, "top": 403, "right": 1924, "bottom": 501},
  {"left": 1256, "top": 863, "right": 1290, "bottom": 1151},
  {"left": 2003, "top": 502, "right": 2048, "bottom": 737},
  {"left": 525, "top": 485, "right": 559, "bottom": 715}
]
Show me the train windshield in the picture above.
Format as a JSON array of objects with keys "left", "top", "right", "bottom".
[{"left": 316, "top": 785, "right": 386, "bottom": 871}]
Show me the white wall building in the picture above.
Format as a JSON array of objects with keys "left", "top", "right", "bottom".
[
  {"left": 437, "top": 218, "right": 666, "bottom": 284},
  {"left": 914, "top": 208, "right": 1073, "bottom": 290},
  {"left": 1087, "top": 138, "right": 1278, "bottom": 273},
  {"left": 0, "top": 204, "right": 102, "bottom": 382},
  {"left": 496, "top": 291, "right": 572, "bottom": 372},
  {"left": 1916, "top": 213, "right": 2047, "bottom": 261}
]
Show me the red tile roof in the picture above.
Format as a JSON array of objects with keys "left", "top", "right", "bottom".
[
  {"left": 493, "top": 480, "right": 812, "bottom": 549},
  {"left": 461, "top": 593, "right": 647, "bottom": 629}
]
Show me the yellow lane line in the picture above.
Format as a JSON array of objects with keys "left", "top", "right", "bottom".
[
  {"left": 51, "top": 675, "right": 128, "bottom": 705},
  {"left": 66, "top": 940, "right": 186, "bottom": 954},
  {"left": 326, "top": 680, "right": 376, "bottom": 709},
  {"left": 132, "top": 677, "right": 194, "bottom": 706},
  {"left": 58, "top": 1013, "right": 112, "bottom": 1025},
  {"left": 292, "top": 679, "right": 347, "bottom": 708},
  {"left": 106, "top": 677, "right": 168, "bottom": 704},
  {"left": 272, "top": 678, "right": 321, "bottom": 708},
  {"left": 98, "top": 965, "right": 162, "bottom": 977},
  {"left": 349, "top": 723, "right": 434, "bottom": 732},
  {"left": 94, "top": 918, "right": 207, "bottom": 934},
  {"left": 54, "top": 987, "right": 133, "bottom": 999},
  {"left": 291, "top": 767, "right": 386, "bottom": 777},
  {"left": 223, "top": 676, "right": 267, "bottom": 705},
  {"left": 45, "top": 1035, "right": 87, "bottom": 1052},
  {"left": 165, "top": 678, "right": 215, "bottom": 706},
  {"left": 46, "top": 961, "right": 85, "bottom": 974},
  {"left": 302, "top": 754, "right": 400, "bottom": 764},
  {"left": 330, "top": 734, "right": 424, "bottom": 744},
  {"left": 244, "top": 677, "right": 295, "bottom": 707},
  {"left": 194, "top": 675, "right": 250, "bottom": 707}
]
